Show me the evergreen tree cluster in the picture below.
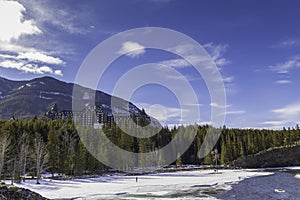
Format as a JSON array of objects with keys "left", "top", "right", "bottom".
[{"left": 0, "top": 117, "right": 300, "bottom": 183}]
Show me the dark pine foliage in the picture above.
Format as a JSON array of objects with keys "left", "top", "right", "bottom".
[{"left": 0, "top": 117, "right": 300, "bottom": 182}]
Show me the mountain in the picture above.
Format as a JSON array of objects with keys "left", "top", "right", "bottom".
[{"left": 0, "top": 76, "right": 158, "bottom": 125}]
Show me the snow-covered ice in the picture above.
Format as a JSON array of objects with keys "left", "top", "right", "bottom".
[{"left": 11, "top": 169, "right": 272, "bottom": 199}]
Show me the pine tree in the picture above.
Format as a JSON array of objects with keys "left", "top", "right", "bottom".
[{"left": 47, "top": 126, "right": 59, "bottom": 177}]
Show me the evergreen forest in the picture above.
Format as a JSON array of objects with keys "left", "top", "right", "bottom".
[{"left": 0, "top": 117, "right": 300, "bottom": 184}]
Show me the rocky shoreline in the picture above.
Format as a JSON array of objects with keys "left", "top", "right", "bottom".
[
  {"left": 0, "top": 184, "right": 49, "bottom": 200},
  {"left": 232, "top": 144, "right": 300, "bottom": 168}
]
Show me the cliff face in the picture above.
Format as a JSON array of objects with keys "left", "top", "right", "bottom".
[{"left": 232, "top": 144, "right": 300, "bottom": 168}]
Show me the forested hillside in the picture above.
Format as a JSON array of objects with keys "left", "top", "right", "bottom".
[{"left": 0, "top": 117, "right": 300, "bottom": 184}]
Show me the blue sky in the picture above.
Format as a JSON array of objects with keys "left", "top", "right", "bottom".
[{"left": 1, "top": 0, "right": 300, "bottom": 129}]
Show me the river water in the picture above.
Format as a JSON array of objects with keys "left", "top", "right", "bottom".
[{"left": 215, "top": 170, "right": 300, "bottom": 200}]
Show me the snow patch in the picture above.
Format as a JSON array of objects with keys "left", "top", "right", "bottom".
[
  {"left": 102, "top": 104, "right": 110, "bottom": 109},
  {"left": 40, "top": 91, "right": 71, "bottom": 98},
  {"left": 40, "top": 96, "right": 52, "bottom": 100}
]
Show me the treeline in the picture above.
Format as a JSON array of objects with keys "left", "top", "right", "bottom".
[{"left": 0, "top": 117, "right": 300, "bottom": 184}]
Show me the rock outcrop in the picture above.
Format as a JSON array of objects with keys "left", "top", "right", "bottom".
[
  {"left": 232, "top": 144, "right": 300, "bottom": 168},
  {"left": 0, "top": 184, "right": 49, "bottom": 200}
]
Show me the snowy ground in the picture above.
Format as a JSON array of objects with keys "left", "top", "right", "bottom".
[{"left": 8, "top": 169, "right": 273, "bottom": 200}]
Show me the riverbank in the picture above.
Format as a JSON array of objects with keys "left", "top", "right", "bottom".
[{"left": 0, "top": 183, "right": 49, "bottom": 200}]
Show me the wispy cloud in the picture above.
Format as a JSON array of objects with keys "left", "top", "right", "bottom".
[
  {"left": 19, "top": 0, "right": 92, "bottom": 35},
  {"left": 157, "top": 42, "right": 233, "bottom": 88},
  {"left": 159, "top": 42, "right": 230, "bottom": 69},
  {"left": 210, "top": 102, "right": 231, "bottom": 108},
  {"left": 0, "top": 0, "right": 41, "bottom": 42},
  {"left": 160, "top": 58, "right": 190, "bottom": 68},
  {"left": 271, "top": 38, "right": 300, "bottom": 48},
  {"left": 203, "top": 43, "right": 230, "bottom": 67},
  {"left": 226, "top": 110, "right": 246, "bottom": 115},
  {"left": 272, "top": 103, "right": 300, "bottom": 117},
  {"left": 275, "top": 80, "right": 292, "bottom": 84},
  {"left": 0, "top": 41, "right": 37, "bottom": 53},
  {"left": 269, "top": 55, "right": 300, "bottom": 74},
  {"left": 223, "top": 76, "right": 234, "bottom": 83},
  {"left": 136, "top": 102, "right": 201, "bottom": 125},
  {"left": 262, "top": 102, "right": 300, "bottom": 128},
  {"left": 117, "top": 41, "right": 146, "bottom": 58},
  {"left": 261, "top": 120, "right": 288, "bottom": 126}
]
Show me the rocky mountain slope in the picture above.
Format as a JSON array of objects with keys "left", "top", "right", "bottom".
[{"left": 0, "top": 76, "right": 156, "bottom": 124}]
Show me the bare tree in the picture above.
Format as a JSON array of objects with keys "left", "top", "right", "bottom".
[
  {"left": 212, "top": 149, "right": 220, "bottom": 173},
  {"left": 18, "top": 132, "right": 28, "bottom": 182},
  {"left": 0, "top": 132, "right": 11, "bottom": 180},
  {"left": 33, "top": 133, "right": 47, "bottom": 184}
]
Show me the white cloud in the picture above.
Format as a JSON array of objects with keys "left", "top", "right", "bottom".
[
  {"left": 0, "top": 53, "right": 16, "bottom": 60},
  {"left": 0, "top": 1, "right": 65, "bottom": 76},
  {"left": 257, "top": 103, "right": 300, "bottom": 129},
  {"left": 269, "top": 55, "right": 300, "bottom": 74},
  {"left": 275, "top": 80, "right": 292, "bottom": 84},
  {"left": 267, "top": 102, "right": 300, "bottom": 127},
  {"left": 210, "top": 102, "right": 231, "bottom": 108},
  {"left": 160, "top": 42, "right": 230, "bottom": 69},
  {"left": 0, "top": 60, "right": 24, "bottom": 69},
  {"left": 0, "top": 59, "right": 63, "bottom": 76},
  {"left": 17, "top": 52, "right": 65, "bottom": 65},
  {"left": 261, "top": 121, "right": 287, "bottom": 126},
  {"left": 0, "top": 51, "right": 65, "bottom": 76},
  {"left": 272, "top": 103, "right": 300, "bottom": 117},
  {"left": 117, "top": 41, "right": 146, "bottom": 58},
  {"left": 223, "top": 76, "right": 234, "bottom": 83},
  {"left": 54, "top": 70, "right": 63, "bottom": 76},
  {"left": 0, "top": 0, "right": 41, "bottom": 41},
  {"left": 226, "top": 110, "right": 245, "bottom": 115}
]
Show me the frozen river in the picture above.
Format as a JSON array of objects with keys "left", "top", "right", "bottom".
[{"left": 11, "top": 169, "right": 277, "bottom": 199}]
